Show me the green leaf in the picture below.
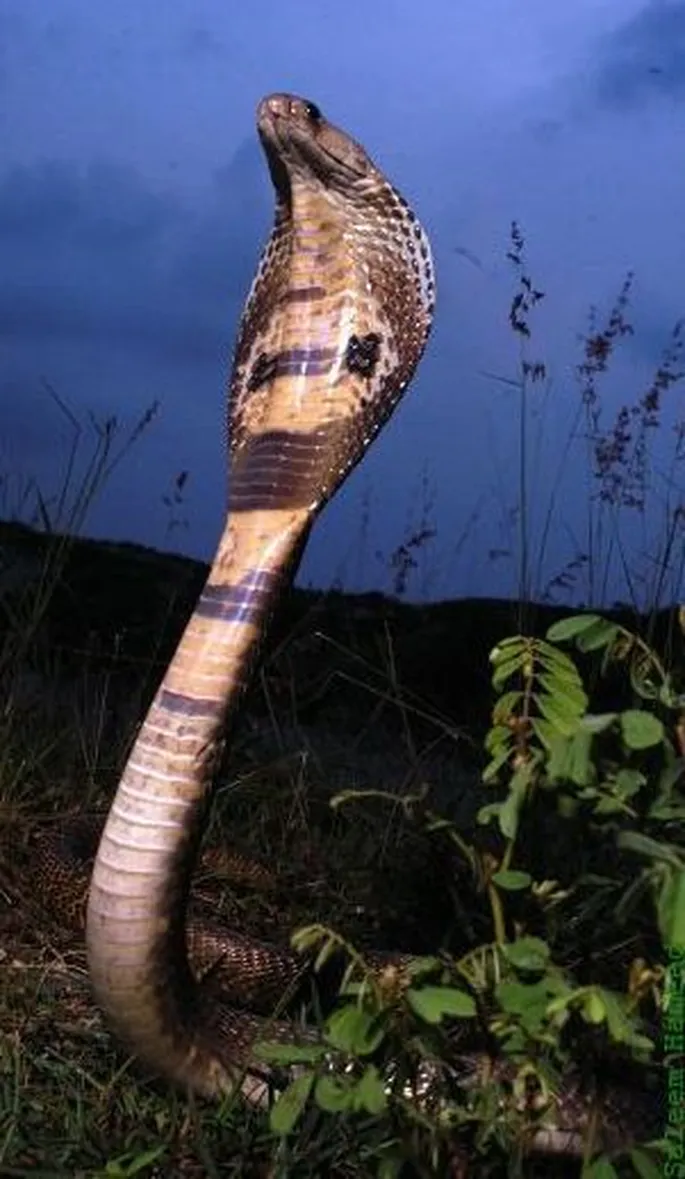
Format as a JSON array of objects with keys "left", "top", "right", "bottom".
[
  {"left": 492, "top": 689, "right": 524, "bottom": 723},
  {"left": 498, "top": 764, "right": 533, "bottom": 839},
  {"left": 657, "top": 867, "right": 685, "bottom": 946},
  {"left": 499, "top": 1027, "right": 528, "bottom": 1054},
  {"left": 582, "top": 989, "right": 607, "bottom": 1024},
  {"left": 614, "top": 768, "right": 645, "bottom": 798},
  {"left": 495, "top": 978, "right": 558, "bottom": 1020},
  {"left": 492, "top": 653, "right": 527, "bottom": 690},
  {"left": 485, "top": 723, "right": 513, "bottom": 754},
  {"left": 291, "top": 922, "right": 332, "bottom": 956},
  {"left": 477, "top": 801, "right": 503, "bottom": 825},
  {"left": 579, "top": 712, "right": 618, "bottom": 733},
  {"left": 356, "top": 1064, "right": 387, "bottom": 1114},
  {"left": 270, "top": 1072, "right": 314, "bottom": 1135},
  {"left": 498, "top": 789, "right": 522, "bottom": 840},
  {"left": 575, "top": 620, "right": 620, "bottom": 653},
  {"left": 544, "top": 731, "right": 574, "bottom": 781},
  {"left": 649, "top": 798, "right": 685, "bottom": 822},
  {"left": 490, "top": 636, "right": 526, "bottom": 659},
  {"left": 657, "top": 759, "right": 685, "bottom": 797},
  {"left": 492, "top": 869, "right": 532, "bottom": 891},
  {"left": 314, "top": 1074, "right": 355, "bottom": 1113},
  {"left": 581, "top": 1157, "right": 618, "bottom": 1179},
  {"left": 406, "top": 985, "right": 477, "bottom": 1023},
  {"left": 620, "top": 710, "right": 664, "bottom": 750},
  {"left": 535, "top": 692, "right": 580, "bottom": 736},
  {"left": 547, "top": 614, "right": 603, "bottom": 641},
  {"left": 531, "top": 716, "right": 563, "bottom": 754},
  {"left": 326, "top": 1005, "right": 385, "bottom": 1055},
  {"left": 617, "top": 830, "right": 684, "bottom": 868},
  {"left": 536, "top": 641, "right": 584, "bottom": 675},
  {"left": 405, "top": 956, "right": 442, "bottom": 979},
  {"left": 593, "top": 793, "right": 629, "bottom": 817},
  {"left": 501, "top": 937, "right": 550, "bottom": 972},
  {"left": 102, "top": 1147, "right": 167, "bottom": 1177},
  {"left": 597, "top": 989, "right": 651, "bottom": 1048},
  {"left": 482, "top": 745, "right": 512, "bottom": 783},
  {"left": 568, "top": 728, "right": 594, "bottom": 786},
  {"left": 628, "top": 1146, "right": 665, "bottom": 1179},
  {"left": 538, "top": 672, "right": 588, "bottom": 713}
]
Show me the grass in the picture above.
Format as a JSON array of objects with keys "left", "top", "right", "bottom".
[
  {"left": 0, "top": 228, "right": 682, "bottom": 1176},
  {"left": 393, "top": 222, "right": 684, "bottom": 615}
]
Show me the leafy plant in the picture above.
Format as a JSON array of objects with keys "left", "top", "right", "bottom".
[{"left": 257, "top": 612, "right": 678, "bottom": 1176}]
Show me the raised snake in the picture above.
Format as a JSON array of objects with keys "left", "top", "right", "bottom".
[
  {"left": 86, "top": 93, "right": 435, "bottom": 1101},
  {"left": 29, "top": 95, "right": 659, "bottom": 1157}
]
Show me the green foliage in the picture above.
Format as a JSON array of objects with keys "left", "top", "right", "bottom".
[
  {"left": 258, "top": 939, "right": 480, "bottom": 1175},
  {"left": 255, "top": 610, "right": 677, "bottom": 1175}
]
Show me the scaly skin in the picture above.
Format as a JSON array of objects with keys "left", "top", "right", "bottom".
[{"left": 85, "top": 93, "right": 435, "bottom": 1100}]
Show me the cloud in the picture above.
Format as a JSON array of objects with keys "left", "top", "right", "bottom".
[
  {"left": 0, "top": 160, "right": 179, "bottom": 344},
  {"left": 0, "top": 142, "right": 270, "bottom": 362},
  {"left": 0, "top": 142, "right": 274, "bottom": 560},
  {"left": 594, "top": 1, "right": 685, "bottom": 107}
]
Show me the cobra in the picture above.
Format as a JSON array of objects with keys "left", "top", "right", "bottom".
[{"left": 85, "top": 92, "right": 435, "bottom": 1100}]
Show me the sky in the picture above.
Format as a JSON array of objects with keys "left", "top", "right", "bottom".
[{"left": 1, "top": 0, "right": 684, "bottom": 606}]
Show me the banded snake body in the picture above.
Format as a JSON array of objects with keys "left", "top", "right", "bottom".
[
  {"left": 31, "top": 95, "right": 658, "bottom": 1158},
  {"left": 86, "top": 93, "right": 435, "bottom": 1102}
]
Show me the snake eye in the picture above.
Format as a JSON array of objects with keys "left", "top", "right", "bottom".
[{"left": 303, "top": 100, "right": 322, "bottom": 123}]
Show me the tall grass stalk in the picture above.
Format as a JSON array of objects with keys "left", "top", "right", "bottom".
[
  {"left": 491, "top": 223, "right": 684, "bottom": 617},
  {"left": 0, "top": 384, "right": 158, "bottom": 665}
]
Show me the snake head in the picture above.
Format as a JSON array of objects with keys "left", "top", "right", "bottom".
[
  {"left": 226, "top": 93, "right": 436, "bottom": 514},
  {"left": 257, "top": 93, "right": 377, "bottom": 198}
]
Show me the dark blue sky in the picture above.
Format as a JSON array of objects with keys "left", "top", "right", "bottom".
[{"left": 1, "top": 1, "right": 683, "bottom": 605}]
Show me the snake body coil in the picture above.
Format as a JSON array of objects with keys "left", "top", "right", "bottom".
[{"left": 86, "top": 93, "right": 435, "bottom": 1101}]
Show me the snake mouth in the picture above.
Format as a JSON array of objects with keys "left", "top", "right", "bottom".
[{"left": 257, "top": 93, "right": 373, "bottom": 193}]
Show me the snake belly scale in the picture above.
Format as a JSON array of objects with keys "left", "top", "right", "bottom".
[{"left": 86, "top": 93, "right": 435, "bottom": 1100}]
